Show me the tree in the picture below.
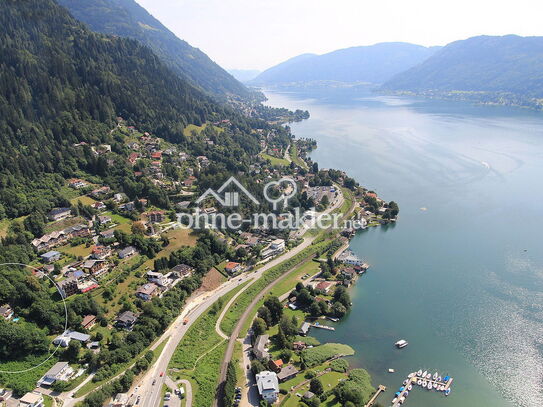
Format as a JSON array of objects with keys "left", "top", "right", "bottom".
[
  {"left": 279, "top": 315, "right": 298, "bottom": 338},
  {"left": 332, "top": 302, "right": 347, "bottom": 318},
  {"left": 251, "top": 359, "right": 266, "bottom": 374},
  {"left": 251, "top": 318, "right": 267, "bottom": 337},
  {"left": 309, "top": 302, "right": 322, "bottom": 317},
  {"left": 275, "top": 325, "right": 289, "bottom": 349},
  {"left": 310, "top": 378, "right": 324, "bottom": 395},
  {"left": 257, "top": 306, "right": 272, "bottom": 327},
  {"left": 65, "top": 340, "right": 82, "bottom": 363},
  {"left": 131, "top": 221, "right": 145, "bottom": 236},
  {"left": 263, "top": 296, "right": 283, "bottom": 325}
]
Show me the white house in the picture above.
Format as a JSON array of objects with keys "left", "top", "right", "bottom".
[
  {"left": 18, "top": 392, "right": 43, "bottom": 407},
  {"left": 256, "top": 371, "right": 279, "bottom": 404}
]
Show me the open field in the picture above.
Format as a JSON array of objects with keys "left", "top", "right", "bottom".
[{"left": 260, "top": 152, "right": 289, "bottom": 167}]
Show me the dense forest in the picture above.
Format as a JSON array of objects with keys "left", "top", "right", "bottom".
[{"left": 57, "top": 0, "right": 254, "bottom": 101}]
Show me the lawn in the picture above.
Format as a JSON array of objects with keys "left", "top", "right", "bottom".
[
  {"left": 301, "top": 343, "right": 355, "bottom": 368},
  {"left": 182, "top": 123, "right": 223, "bottom": 139},
  {"left": 271, "top": 259, "right": 321, "bottom": 298},
  {"left": 161, "top": 229, "right": 198, "bottom": 255},
  {"left": 260, "top": 152, "right": 289, "bottom": 167},
  {"left": 70, "top": 195, "right": 97, "bottom": 206},
  {"left": 44, "top": 216, "right": 87, "bottom": 233},
  {"left": 290, "top": 144, "right": 308, "bottom": 169},
  {"left": 58, "top": 243, "right": 93, "bottom": 258}
]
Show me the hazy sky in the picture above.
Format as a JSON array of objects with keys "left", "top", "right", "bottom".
[{"left": 137, "top": 0, "right": 543, "bottom": 71}]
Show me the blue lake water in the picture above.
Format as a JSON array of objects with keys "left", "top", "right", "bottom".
[{"left": 264, "top": 87, "right": 543, "bottom": 407}]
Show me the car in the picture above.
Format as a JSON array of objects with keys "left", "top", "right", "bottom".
[
  {"left": 136, "top": 396, "right": 141, "bottom": 404},
  {"left": 160, "top": 371, "right": 164, "bottom": 377},
  {"left": 152, "top": 379, "right": 156, "bottom": 385}
]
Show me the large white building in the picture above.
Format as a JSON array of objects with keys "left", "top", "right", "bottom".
[
  {"left": 38, "top": 362, "right": 74, "bottom": 386},
  {"left": 256, "top": 371, "right": 279, "bottom": 404}
]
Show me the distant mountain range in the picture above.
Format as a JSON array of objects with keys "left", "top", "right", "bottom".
[
  {"left": 251, "top": 43, "right": 440, "bottom": 85},
  {"left": 382, "top": 35, "right": 543, "bottom": 106},
  {"left": 58, "top": 0, "right": 252, "bottom": 100},
  {"left": 228, "top": 69, "right": 261, "bottom": 82}
]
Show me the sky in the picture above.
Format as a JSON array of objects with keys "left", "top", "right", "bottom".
[{"left": 137, "top": 0, "right": 543, "bottom": 71}]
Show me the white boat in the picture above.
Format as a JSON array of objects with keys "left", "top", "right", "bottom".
[
  {"left": 417, "top": 369, "right": 423, "bottom": 377},
  {"left": 438, "top": 376, "right": 442, "bottom": 382},
  {"left": 407, "top": 385, "right": 413, "bottom": 391},
  {"left": 422, "top": 370, "right": 427, "bottom": 378},
  {"left": 388, "top": 368, "right": 395, "bottom": 373},
  {"left": 439, "top": 385, "right": 445, "bottom": 391},
  {"left": 399, "top": 396, "right": 405, "bottom": 404},
  {"left": 392, "top": 398, "right": 398, "bottom": 404},
  {"left": 445, "top": 388, "right": 451, "bottom": 396},
  {"left": 433, "top": 372, "right": 438, "bottom": 380},
  {"left": 427, "top": 381, "right": 433, "bottom": 390},
  {"left": 422, "top": 380, "right": 427, "bottom": 387},
  {"left": 403, "top": 380, "right": 408, "bottom": 386},
  {"left": 426, "top": 373, "right": 431, "bottom": 379},
  {"left": 433, "top": 382, "right": 438, "bottom": 389},
  {"left": 408, "top": 372, "right": 415, "bottom": 378},
  {"left": 404, "top": 391, "right": 409, "bottom": 397},
  {"left": 417, "top": 380, "right": 422, "bottom": 386},
  {"left": 395, "top": 339, "right": 408, "bottom": 348}
]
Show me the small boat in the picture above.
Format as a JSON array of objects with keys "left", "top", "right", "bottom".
[
  {"left": 388, "top": 368, "right": 395, "bottom": 373},
  {"left": 422, "top": 380, "right": 427, "bottom": 387},
  {"left": 395, "top": 392, "right": 401, "bottom": 397},
  {"left": 395, "top": 339, "right": 408, "bottom": 348},
  {"left": 433, "top": 372, "right": 438, "bottom": 380},
  {"left": 417, "top": 369, "right": 423, "bottom": 377},
  {"left": 427, "top": 381, "right": 433, "bottom": 390},
  {"left": 392, "top": 398, "right": 398, "bottom": 404},
  {"left": 399, "top": 387, "right": 405, "bottom": 392},
  {"left": 403, "top": 380, "right": 408, "bottom": 386},
  {"left": 433, "top": 382, "right": 438, "bottom": 389},
  {"left": 399, "top": 396, "right": 405, "bottom": 404},
  {"left": 417, "top": 380, "right": 422, "bottom": 386},
  {"left": 438, "top": 376, "right": 442, "bottom": 382},
  {"left": 422, "top": 370, "right": 427, "bottom": 378},
  {"left": 407, "top": 385, "right": 412, "bottom": 391},
  {"left": 444, "top": 375, "right": 450, "bottom": 382},
  {"left": 439, "top": 385, "right": 445, "bottom": 391},
  {"left": 445, "top": 388, "right": 451, "bottom": 396},
  {"left": 426, "top": 373, "right": 431, "bottom": 379},
  {"left": 404, "top": 391, "right": 409, "bottom": 397},
  {"left": 408, "top": 372, "right": 415, "bottom": 378}
]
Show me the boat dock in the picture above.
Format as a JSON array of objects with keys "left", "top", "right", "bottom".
[
  {"left": 365, "top": 384, "right": 386, "bottom": 407},
  {"left": 391, "top": 371, "right": 453, "bottom": 407},
  {"left": 310, "top": 322, "right": 335, "bottom": 331}
]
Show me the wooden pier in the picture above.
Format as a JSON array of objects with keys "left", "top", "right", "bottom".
[
  {"left": 365, "top": 384, "right": 386, "bottom": 407},
  {"left": 310, "top": 323, "right": 335, "bottom": 331}
]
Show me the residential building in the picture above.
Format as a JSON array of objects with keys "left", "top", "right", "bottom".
[
  {"left": 68, "top": 179, "right": 88, "bottom": 189},
  {"left": 337, "top": 249, "right": 363, "bottom": 266},
  {"left": 81, "top": 315, "right": 97, "bottom": 330},
  {"left": 268, "top": 359, "right": 283, "bottom": 373},
  {"left": 91, "top": 245, "right": 112, "bottom": 260},
  {"left": 146, "top": 211, "right": 165, "bottom": 223},
  {"left": 82, "top": 259, "right": 109, "bottom": 278},
  {"left": 224, "top": 261, "right": 242, "bottom": 275},
  {"left": 58, "top": 278, "right": 79, "bottom": 298},
  {"left": 53, "top": 330, "right": 91, "bottom": 347},
  {"left": 256, "top": 371, "right": 279, "bottom": 404},
  {"left": 315, "top": 281, "right": 334, "bottom": 294},
  {"left": 38, "top": 362, "right": 74, "bottom": 386},
  {"left": 92, "top": 201, "right": 107, "bottom": 211},
  {"left": 171, "top": 264, "right": 193, "bottom": 277},
  {"left": 100, "top": 229, "right": 116, "bottom": 239},
  {"left": 18, "top": 392, "right": 44, "bottom": 407},
  {"left": 0, "top": 304, "right": 14, "bottom": 320},
  {"left": 253, "top": 334, "right": 270, "bottom": 360},
  {"left": 40, "top": 250, "right": 61, "bottom": 263},
  {"left": 115, "top": 311, "right": 138, "bottom": 330},
  {"left": 98, "top": 215, "right": 112, "bottom": 225},
  {"left": 136, "top": 283, "right": 159, "bottom": 301},
  {"left": 118, "top": 246, "right": 137, "bottom": 259},
  {"left": 146, "top": 271, "right": 170, "bottom": 287},
  {"left": 48, "top": 207, "right": 71, "bottom": 221},
  {"left": 277, "top": 365, "right": 299, "bottom": 382}
]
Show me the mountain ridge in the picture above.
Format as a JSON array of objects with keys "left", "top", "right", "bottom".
[{"left": 251, "top": 43, "right": 440, "bottom": 85}]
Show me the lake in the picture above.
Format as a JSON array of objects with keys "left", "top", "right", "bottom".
[{"left": 264, "top": 86, "right": 543, "bottom": 407}]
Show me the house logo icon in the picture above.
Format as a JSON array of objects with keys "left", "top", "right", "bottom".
[{"left": 196, "top": 176, "right": 260, "bottom": 207}]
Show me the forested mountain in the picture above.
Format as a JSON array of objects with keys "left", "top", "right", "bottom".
[
  {"left": 57, "top": 0, "right": 252, "bottom": 100},
  {"left": 251, "top": 43, "right": 439, "bottom": 85},
  {"left": 382, "top": 35, "right": 543, "bottom": 107},
  {"left": 0, "top": 0, "right": 265, "bottom": 219}
]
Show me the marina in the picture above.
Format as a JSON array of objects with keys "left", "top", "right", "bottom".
[{"left": 391, "top": 370, "right": 453, "bottom": 406}]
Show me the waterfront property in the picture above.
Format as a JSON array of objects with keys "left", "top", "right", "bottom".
[{"left": 256, "top": 370, "right": 279, "bottom": 404}]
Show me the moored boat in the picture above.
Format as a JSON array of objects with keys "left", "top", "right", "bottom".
[
  {"left": 445, "top": 388, "right": 451, "bottom": 396},
  {"left": 417, "top": 369, "right": 423, "bottom": 377},
  {"left": 395, "top": 339, "right": 408, "bottom": 348}
]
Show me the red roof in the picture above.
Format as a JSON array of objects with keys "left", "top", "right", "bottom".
[
  {"left": 225, "top": 262, "right": 240, "bottom": 270},
  {"left": 151, "top": 151, "right": 162, "bottom": 159},
  {"left": 316, "top": 281, "right": 333, "bottom": 291}
]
